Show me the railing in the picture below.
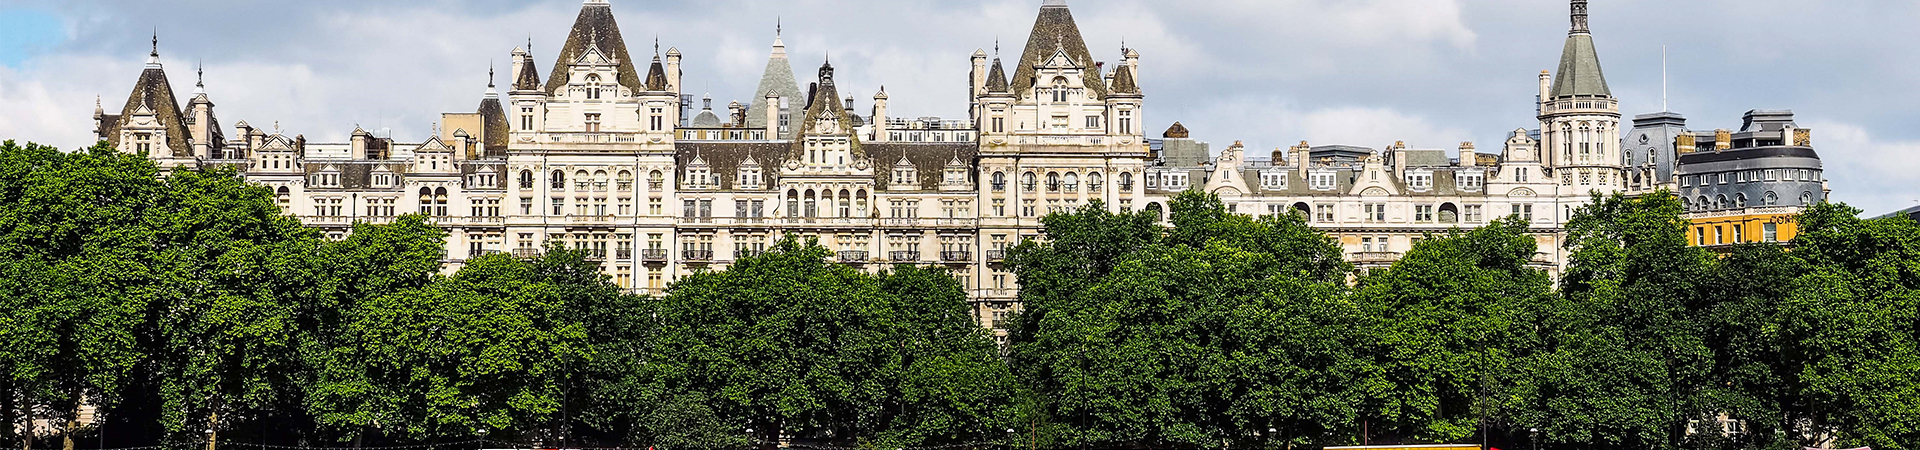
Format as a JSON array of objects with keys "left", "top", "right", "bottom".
[
  {"left": 1684, "top": 206, "right": 1802, "bottom": 220},
  {"left": 881, "top": 218, "right": 922, "bottom": 227},
  {"left": 991, "top": 182, "right": 1006, "bottom": 192},
  {"left": 682, "top": 250, "right": 714, "bottom": 262},
  {"left": 615, "top": 249, "right": 633, "bottom": 260},
  {"left": 838, "top": 251, "right": 869, "bottom": 263},
  {"left": 986, "top": 250, "right": 1007, "bottom": 262},
  {"left": 567, "top": 214, "right": 615, "bottom": 224},
  {"left": 930, "top": 218, "right": 978, "bottom": 228},
  {"left": 642, "top": 249, "right": 669, "bottom": 262},
  {"left": 1350, "top": 252, "right": 1404, "bottom": 265},
  {"left": 889, "top": 251, "right": 921, "bottom": 262},
  {"left": 734, "top": 250, "right": 763, "bottom": 260},
  {"left": 513, "top": 248, "right": 543, "bottom": 258},
  {"left": 547, "top": 132, "right": 639, "bottom": 143},
  {"left": 941, "top": 251, "right": 973, "bottom": 262},
  {"left": 1011, "top": 135, "right": 1106, "bottom": 146}
]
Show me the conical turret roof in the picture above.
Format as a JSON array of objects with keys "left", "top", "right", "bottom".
[
  {"left": 1550, "top": 0, "right": 1611, "bottom": 98},
  {"left": 746, "top": 26, "right": 803, "bottom": 136},
  {"left": 545, "top": 1, "right": 643, "bottom": 93}
]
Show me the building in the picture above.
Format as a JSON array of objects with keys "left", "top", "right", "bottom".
[
  {"left": 94, "top": 0, "right": 1793, "bottom": 335},
  {"left": 1625, "top": 109, "right": 1830, "bottom": 248}
]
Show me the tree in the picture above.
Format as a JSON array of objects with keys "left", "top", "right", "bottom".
[
  {"left": 1353, "top": 217, "right": 1552, "bottom": 445},
  {"left": 1696, "top": 243, "right": 1808, "bottom": 450},
  {"left": 0, "top": 141, "right": 160, "bottom": 449},
  {"left": 1515, "top": 192, "right": 1715, "bottom": 450},
  {"left": 639, "top": 237, "right": 1015, "bottom": 449},
  {"left": 1009, "top": 191, "right": 1362, "bottom": 448},
  {"left": 1777, "top": 203, "right": 1920, "bottom": 449},
  {"left": 307, "top": 249, "right": 590, "bottom": 442}
]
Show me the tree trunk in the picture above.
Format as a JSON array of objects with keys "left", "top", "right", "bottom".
[
  {"left": 2, "top": 389, "right": 16, "bottom": 450},
  {"left": 21, "top": 403, "right": 32, "bottom": 450}
]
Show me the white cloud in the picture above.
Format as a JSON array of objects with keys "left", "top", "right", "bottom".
[{"left": 1804, "top": 121, "right": 1920, "bottom": 215}]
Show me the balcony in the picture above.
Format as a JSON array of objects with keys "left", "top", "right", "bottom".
[
  {"left": 838, "top": 251, "right": 869, "bottom": 263},
  {"left": 567, "top": 214, "right": 615, "bottom": 225},
  {"left": 1350, "top": 252, "right": 1404, "bottom": 266},
  {"left": 734, "top": 250, "right": 763, "bottom": 260},
  {"left": 616, "top": 249, "right": 633, "bottom": 261},
  {"left": 889, "top": 251, "right": 922, "bottom": 262},
  {"left": 641, "top": 249, "right": 669, "bottom": 262},
  {"left": 881, "top": 218, "right": 922, "bottom": 227},
  {"left": 930, "top": 218, "right": 978, "bottom": 228},
  {"left": 682, "top": 250, "right": 715, "bottom": 262},
  {"left": 986, "top": 250, "right": 1007, "bottom": 262},
  {"left": 513, "top": 248, "right": 544, "bottom": 258},
  {"left": 991, "top": 182, "right": 1006, "bottom": 192},
  {"left": 941, "top": 251, "right": 973, "bottom": 263}
]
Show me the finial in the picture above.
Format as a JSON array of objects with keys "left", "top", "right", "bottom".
[
  {"left": 654, "top": 36, "right": 660, "bottom": 56},
  {"left": 151, "top": 29, "right": 158, "bottom": 57},
  {"left": 196, "top": 60, "right": 204, "bottom": 86},
  {"left": 994, "top": 37, "right": 1000, "bottom": 57},
  {"left": 488, "top": 61, "right": 496, "bottom": 88},
  {"left": 777, "top": 17, "right": 782, "bottom": 37}
]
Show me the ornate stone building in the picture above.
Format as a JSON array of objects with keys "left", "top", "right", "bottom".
[{"left": 95, "top": 0, "right": 1815, "bottom": 336}]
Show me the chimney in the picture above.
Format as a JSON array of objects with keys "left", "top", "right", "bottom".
[
  {"left": 351, "top": 128, "right": 370, "bottom": 160},
  {"left": 1715, "top": 129, "right": 1732, "bottom": 151},
  {"left": 665, "top": 47, "right": 683, "bottom": 95},
  {"left": 728, "top": 101, "right": 746, "bottom": 128},
  {"left": 1293, "top": 141, "right": 1311, "bottom": 179},
  {"left": 872, "top": 88, "right": 890, "bottom": 142},
  {"left": 1391, "top": 141, "right": 1409, "bottom": 175},
  {"left": 765, "top": 90, "right": 780, "bottom": 139},
  {"left": 1458, "top": 142, "right": 1476, "bottom": 167}
]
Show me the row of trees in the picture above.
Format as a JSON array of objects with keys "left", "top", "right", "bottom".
[{"left": 3, "top": 140, "right": 1917, "bottom": 450}]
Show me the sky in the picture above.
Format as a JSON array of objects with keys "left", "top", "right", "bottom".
[{"left": 0, "top": 0, "right": 1916, "bottom": 215}]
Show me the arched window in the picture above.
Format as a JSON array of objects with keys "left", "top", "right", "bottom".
[
  {"left": 551, "top": 170, "right": 565, "bottom": 189},
  {"left": 1145, "top": 202, "right": 1164, "bottom": 222},
  {"left": 419, "top": 187, "right": 434, "bottom": 214},
  {"left": 1051, "top": 77, "right": 1070, "bottom": 103},
  {"left": 1715, "top": 194, "right": 1729, "bottom": 210},
  {"left": 618, "top": 170, "right": 634, "bottom": 191},
  {"left": 991, "top": 172, "right": 1006, "bottom": 191},
  {"left": 594, "top": 170, "right": 609, "bottom": 191},
  {"left": 855, "top": 189, "right": 869, "bottom": 216},
  {"left": 434, "top": 187, "right": 449, "bottom": 217},
  {"left": 1047, "top": 172, "right": 1061, "bottom": 192},
  {"left": 649, "top": 170, "right": 665, "bottom": 191},
  {"left": 803, "top": 189, "right": 818, "bottom": 218},
  {"left": 838, "top": 189, "right": 851, "bottom": 218},
  {"left": 575, "top": 170, "right": 590, "bottom": 190},
  {"left": 1736, "top": 193, "right": 1749, "bottom": 209},
  {"left": 1063, "top": 173, "right": 1079, "bottom": 191},
  {"left": 1764, "top": 191, "right": 1778, "bottom": 206},
  {"left": 585, "top": 74, "right": 602, "bottom": 100},
  {"left": 1648, "top": 149, "right": 1658, "bottom": 165},
  {"left": 1088, "top": 172, "right": 1104, "bottom": 191},
  {"left": 1681, "top": 197, "right": 1691, "bottom": 211},
  {"left": 1697, "top": 196, "right": 1709, "bottom": 212},
  {"left": 276, "top": 186, "right": 291, "bottom": 209},
  {"left": 787, "top": 190, "right": 800, "bottom": 218},
  {"left": 518, "top": 170, "right": 534, "bottom": 189},
  {"left": 1801, "top": 192, "right": 1814, "bottom": 206},
  {"left": 1022, "top": 172, "right": 1038, "bottom": 192},
  {"left": 1119, "top": 172, "right": 1134, "bottom": 191}
]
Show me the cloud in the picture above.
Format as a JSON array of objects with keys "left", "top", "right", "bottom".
[{"left": 1804, "top": 121, "right": 1920, "bottom": 215}]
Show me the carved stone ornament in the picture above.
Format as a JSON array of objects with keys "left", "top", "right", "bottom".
[
  {"left": 854, "top": 160, "right": 871, "bottom": 171},
  {"left": 786, "top": 160, "right": 803, "bottom": 170}
]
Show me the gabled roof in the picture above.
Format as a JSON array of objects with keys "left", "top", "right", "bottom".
[
  {"left": 545, "top": 1, "right": 643, "bottom": 93},
  {"left": 789, "top": 61, "right": 862, "bottom": 159},
  {"left": 1010, "top": 1, "right": 1108, "bottom": 101},
  {"left": 115, "top": 63, "right": 191, "bottom": 154}
]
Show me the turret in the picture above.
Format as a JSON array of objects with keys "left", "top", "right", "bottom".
[
  {"left": 665, "top": 46, "right": 682, "bottom": 95},
  {"left": 872, "top": 87, "right": 890, "bottom": 142}
]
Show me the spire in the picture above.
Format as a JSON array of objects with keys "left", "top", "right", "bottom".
[
  {"left": 747, "top": 23, "right": 803, "bottom": 135},
  {"left": 146, "top": 30, "right": 161, "bottom": 68},
  {"left": 193, "top": 61, "right": 205, "bottom": 95},
  {"left": 985, "top": 57, "right": 1009, "bottom": 93},
  {"left": 1549, "top": 0, "right": 1611, "bottom": 99}
]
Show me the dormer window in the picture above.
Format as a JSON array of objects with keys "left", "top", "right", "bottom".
[
  {"left": 1309, "top": 171, "right": 1336, "bottom": 191},
  {"left": 1457, "top": 170, "right": 1484, "bottom": 192},
  {"left": 133, "top": 133, "right": 154, "bottom": 154},
  {"left": 1261, "top": 171, "right": 1287, "bottom": 190},
  {"left": 893, "top": 167, "right": 917, "bottom": 186},
  {"left": 311, "top": 170, "right": 341, "bottom": 188},
  {"left": 738, "top": 168, "right": 761, "bottom": 189},
  {"left": 372, "top": 172, "right": 396, "bottom": 189},
  {"left": 687, "top": 167, "right": 711, "bottom": 189},
  {"left": 1051, "top": 77, "right": 1070, "bottom": 103},
  {"left": 585, "top": 74, "right": 602, "bottom": 100},
  {"left": 1406, "top": 170, "right": 1434, "bottom": 192}
]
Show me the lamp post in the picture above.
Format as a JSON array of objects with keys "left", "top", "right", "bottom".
[{"left": 1530, "top": 427, "right": 1540, "bottom": 450}]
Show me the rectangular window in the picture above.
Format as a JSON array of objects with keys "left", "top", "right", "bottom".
[
  {"left": 1763, "top": 223, "right": 1778, "bottom": 242},
  {"left": 1085, "top": 115, "right": 1101, "bottom": 129},
  {"left": 551, "top": 197, "right": 564, "bottom": 216},
  {"left": 1464, "top": 205, "right": 1483, "bottom": 223},
  {"left": 1513, "top": 204, "right": 1534, "bottom": 222},
  {"left": 584, "top": 113, "right": 601, "bottom": 133},
  {"left": 1315, "top": 204, "right": 1335, "bottom": 223},
  {"left": 1415, "top": 205, "right": 1434, "bottom": 223},
  {"left": 1366, "top": 204, "right": 1387, "bottom": 223}
]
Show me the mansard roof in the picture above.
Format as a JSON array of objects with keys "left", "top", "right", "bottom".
[
  {"left": 1011, "top": 1, "right": 1108, "bottom": 101},
  {"left": 673, "top": 142, "right": 789, "bottom": 190},
  {"left": 545, "top": 1, "right": 644, "bottom": 93},
  {"left": 115, "top": 64, "right": 191, "bottom": 154}
]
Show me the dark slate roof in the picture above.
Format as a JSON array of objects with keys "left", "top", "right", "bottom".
[
  {"left": 513, "top": 52, "right": 542, "bottom": 91},
  {"left": 673, "top": 142, "right": 789, "bottom": 190},
  {"left": 115, "top": 65, "right": 191, "bottom": 155},
  {"left": 477, "top": 95, "right": 509, "bottom": 158},
  {"left": 545, "top": 1, "right": 643, "bottom": 93},
  {"left": 645, "top": 56, "right": 668, "bottom": 91},
  {"left": 1401, "top": 149, "right": 1451, "bottom": 167},
  {"left": 984, "top": 58, "right": 1009, "bottom": 93},
  {"left": 867, "top": 143, "right": 978, "bottom": 191},
  {"left": 691, "top": 109, "right": 723, "bottom": 127},
  {"left": 1551, "top": 33, "right": 1611, "bottom": 98},
  {"left": 97, "top": 114, "right": 122, "bottom": 142},
  {"left": 1109, "top": 64, "right": 1139, "bottom": 94},
  {"left": 1163, "top": 122, "right": 1189, "bottom": 139},
  {"left": 1010, "top": 2, "right": 1108, "bottom": 101}
]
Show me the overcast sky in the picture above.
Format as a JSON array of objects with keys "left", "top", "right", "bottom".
[{"left": 1, "top": 0, "right": 1915, "bottom": 214}]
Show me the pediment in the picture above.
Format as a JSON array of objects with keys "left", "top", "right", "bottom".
[{"left": 1042, "top": 49, "right": 1077, "bottom": 69}]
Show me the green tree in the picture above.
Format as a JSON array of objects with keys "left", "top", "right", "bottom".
[
  {"left": 1778, "top": 203, "right": 1920, "bottom": 449},
  {"left": 1010, "top": 191, "right": 1362, "bottom": 448},
  {"left": 1696, "top": 243, "right": 1808, "bottom": 450},
  {"left": 1353, "top": 217, "right": 1551, "bottom": 445},
  {"left": 639, "top": 237, "right": 1015, "bottom": 449},
  {"left": 307, "top": 250, "right": 590, "bottom": 442},
  {"left": 1515, "top": 192, "right": 1714, "bottom": 450}
]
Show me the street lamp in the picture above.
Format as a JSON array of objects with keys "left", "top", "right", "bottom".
[{"left": 1530, "top": 427, "right": 1540, "bottom": 450}]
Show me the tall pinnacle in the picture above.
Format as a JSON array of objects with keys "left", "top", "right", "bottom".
[
  {"left": 1571, "top": 0, "right": 1590, "bottom": 34},
  {"left": 146, "top": 30, "right": 161, "bottom": 67}
]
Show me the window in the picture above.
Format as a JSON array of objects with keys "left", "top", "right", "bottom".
[
  {"left": 551, "top": 170, "right": 565, "bottom": 189},
  {"left": 1464, "top": 205, "right": 1484, "bottom": 223},
  {"left": 1118, "top": 110, "right": 1133, "bottom": 135},
  {"left": 1406, "top": 171, "right": 1433, "bottom": 191},
  {"left": 1085, "top": 115, "right": 1101, "bottom": 129},
  {"left": 585, "top": 74, "right": 602, "bottom": 100},
  {"left": 991, "top": 172, "right": 1006, "bottom": 191},
  {"left": 1021, "top": 172, "right": 1038, "bottom": 192},
  {"left": 1261, "top": 171, "right": 1287, "bottom": 189},
  {"left": 1051, "top": 78, "right": 1070, "bottom": 103},
  {"left": 1512, "top": 204, "right": 1534, "bottom": 222},
  {"left": 1314, "top": 204, "right": 1335, "bottom": 223},
  {"left": 1414, "top": 205, "right": 1434, "bottom": 223},
  {"left": 1763, "top": 223, "right": 1778, "bottom": 242},
  {"left": 1515, "top": 167, "right": 1529, "bottom": 183},
  {"left": 584, "top": 113, "right": 601, "bottom": 133},
  {"left": 1119, "top": 172, "right": 1134, "bottom": 192},
  {"left": 1697, "top": 227, "right": 1708, "bottom": 246},
  {"left": 1458, "top": 172, "right": 1483, "bottom": 191},
  {"left": 551, "top": 197, "right": 564, "bottom": 215},
  {"left": 518, "top": 170, "right": 534, "bottom": 189},
  {"left": 992, "top": 199, "right": 1006, "bottom": 216},
  {"left": 1715, "top": 226, "right": 1725, "bottom": 245},
  {"left": 372, "top": 172, "right": 395, "bottom": 188},
  {"left": 1088, "top": 172, "right": 1103, "bottom": 191},
  {"left": 521, "top": 107, "right": 535, "bottom": 131},
  {"left": 991, "top": 116, "right": 1004, "bottom": 133},
  {"left": 1309, "top": 171, "right": 1336, "bottom": 191},
  {"left": 650, "top": 108, "right": 664, "bottom": 131},
  {"left": 1366, "top": 204, "right": 1387, "bottom": 223}
]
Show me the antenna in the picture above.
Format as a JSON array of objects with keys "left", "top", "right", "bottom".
[{"left": 1661, "top": 45, "right": 1669, "bottom": 112}]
